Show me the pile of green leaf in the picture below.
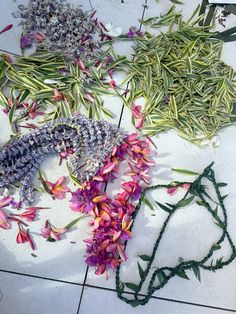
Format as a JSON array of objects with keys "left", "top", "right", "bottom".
[
  {"left": 0, "top": 50, "right": 126, "bottom": 129},
  {"left": 124, "top": 7, "right": 236, "bottom": 144}
]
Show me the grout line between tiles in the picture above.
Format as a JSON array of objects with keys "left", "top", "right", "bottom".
[
  {"left": 89, "top": 0, "right": 94, "bottom": 11},
  {"left": 0, "top": 269, "right": 83, "bottom": 287},
  {"left": 0, "top": 268, "right": 234, "bottom": 313},
  {"left": 84, "top": 284, "right": 236, "bottom": 313},
  {"left": 76, "top": 266, "right": 89, "bottom": 314},
  {"left": 0, "top": 49, "right": 21, "bottom": 57}
]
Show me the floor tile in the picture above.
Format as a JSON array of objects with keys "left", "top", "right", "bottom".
[
  {"left": 0, "top": 271, "right": 82, "bottom": 314},
  {"left": 0, "top": 0, "right": 27, "bottom": 55},
  {"left": 91, "top": 0, "right": 145, "bottom": 29},
  {"left": 90, "top": 0, "right": 145, "bottom": 57},
  {"left": 79, "top": 286, "right": 232, "bottom": 314}
]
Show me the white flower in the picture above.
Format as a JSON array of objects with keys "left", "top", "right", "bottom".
[
  {"left": 104, "top": 23, "right": 122, "bottom": 37},
  {"left": 200, "top": 136, "right": 220, "bottom": 148}
]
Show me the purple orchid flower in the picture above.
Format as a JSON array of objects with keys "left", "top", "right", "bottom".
[
  {"left": 20, "top": 34, "right": 31, "bottom": 49},
  {"left": 126, "top": 26, "right": 143, "bottom": 38}
]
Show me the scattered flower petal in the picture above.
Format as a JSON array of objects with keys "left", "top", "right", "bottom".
[
  {"left": 0, "top": 24, "right": 13, "bottom": 35},
  {"left": 0, "top": 209, "right": 10, "bottom": 229}
]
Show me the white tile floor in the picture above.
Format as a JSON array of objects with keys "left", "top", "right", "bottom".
[{"left": 0, "top": 0, "right": 236, "bottom": 313}]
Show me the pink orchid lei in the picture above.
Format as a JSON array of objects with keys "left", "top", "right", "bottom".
[{"left": 69, "top": 133, "right": 155, "bottom": 276}]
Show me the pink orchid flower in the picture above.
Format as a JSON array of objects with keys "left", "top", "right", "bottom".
[
  {"left": 101, "top": 161, "right": 116, "bottom": 175},
  {"left": 11, "top": 209, "right": 36, "bottom": 222},
  {"left": 167, "top": 183, "right": 191, "bottom": 196},
  {"left": 70, "top": 187, "right": 99, "bottom": 213},
  {"left": 125, "top": 133, "right": 140, "bottom": 145},
  {"left": 75, "top": 59, "right": 90, "bottom": 75},
  {"left": 0, "top": 209, "right": 10, "bottom": 229},
  {"left": 76, "top": 131, "right": 155, "bottom": 275},
  {"left": 131, "top": 103, "right": 144, "bottom": 129},
  {"left": 125, "top": 163, "right": 151, "bottom": 184},
  {"left": 121, "top": 181, "right": 142, "bottom": 201},
  {"left": 59, "top": 148, "right": 74, "bottom": 165},
  {"left": 10, "top": 207, "right": 48, "bottom": 222},
  {"left": 106, "top": 242, "right": 127, "bottom": 262},
  {"left": 107, "top": 79, "right": 116, "bottom": 89},
  {"left": 20, "top": 34, "right": 31, "bottom": 48},
  {"left": 113, "top": 214, "right": 132, "bottom": 242},
  {"left": 32, "top": 31, "right": 45, "bottom": 43},
  {"left": 43, "top": 176, "right": 70, "bottom": 199},
  {"left": 16, "top": 224, "right": 29, "bottom": 244},
  {"left": 16, "top": 224, "right": 35, "bottom": 250},
  {"left": 41, "top": 220, "right": 67, "bottom": 241},
  {"left": 95, "top": 263, "right": 106, "bottom": 275},
  {"left": 23, "top": 102, "right": 44, "bottom": 119},
  {"left": 0, "top": 196, "right": 12, "bottom": 208},
  {"left": 167, "top": 186, "right": 178, "bottom": 196},
  {"left": 92, "top": 193, "right": 109, "bottom": 204},
  {"left": 117, "top": 243, "right": 127, "bottom": 261},
  {"left": 52, "top": 89, "right": 64, "bottom": 102}
]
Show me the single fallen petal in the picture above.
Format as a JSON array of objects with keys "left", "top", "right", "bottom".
[
  {"left": 117, "top": 244, "right": 127, "bottom": 261},
  {"left": 0, "top": 196, "right": 13, "bottom": 208},
  {"left": 0, "top": 24, "right": 13, "bottom": 34},
  {"left": 167, "top": 186, "right": 178, "bottom": 196},
  {"left": 0, "top": 209, "right": 10, "bottom": 229},
  {"left": 92, "top": 194, "right": 108, "bottom": 203},
  {"left": 16, "top": 224, "right": 29, "bottom": 244},
  {"left": 102, "top": 161, "right": 116, "bottom": 174}
]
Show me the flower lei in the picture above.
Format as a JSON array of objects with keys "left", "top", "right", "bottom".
[{"left": 69, "top": 133, "right": 154, "bottom": 275}]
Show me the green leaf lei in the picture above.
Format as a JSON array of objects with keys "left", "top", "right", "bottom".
[{"left": 115, "top": 162, "right": 236, "bottom": 307}]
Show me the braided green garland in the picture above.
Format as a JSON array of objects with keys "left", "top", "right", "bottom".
[{"left": 115, "top": 162, "right": 236, "bottom": 307}]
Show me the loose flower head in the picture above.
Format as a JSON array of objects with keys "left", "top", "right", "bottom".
[
  {"left": 20, "top": 34, "right": 31, "bottom": 48},
  {"left": 42, "top": 176, "right": 70, "bottom": 200},
  {"left": 41, "top": 220, "right": 67, "bottom": 241},
  {"left": 16, "top": 223, "right": 35, "bottom": 250},
  {"left": 52, "top": 89, "right": 64, "bottom": 102},
  {"left": 131, "top": 103, "right": 144, "bottom": 129}
]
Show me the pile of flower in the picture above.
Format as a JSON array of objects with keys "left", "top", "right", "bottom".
[
  {"left": 0, "top": 132, "right": 154, "bottom": 274},
  {"left": 69, "top": 133, "right": 154, "bottom": 275}
]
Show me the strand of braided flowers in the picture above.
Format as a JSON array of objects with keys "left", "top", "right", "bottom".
[{"left": 69, "top": 132, "right": 155, "bottom": 276}]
